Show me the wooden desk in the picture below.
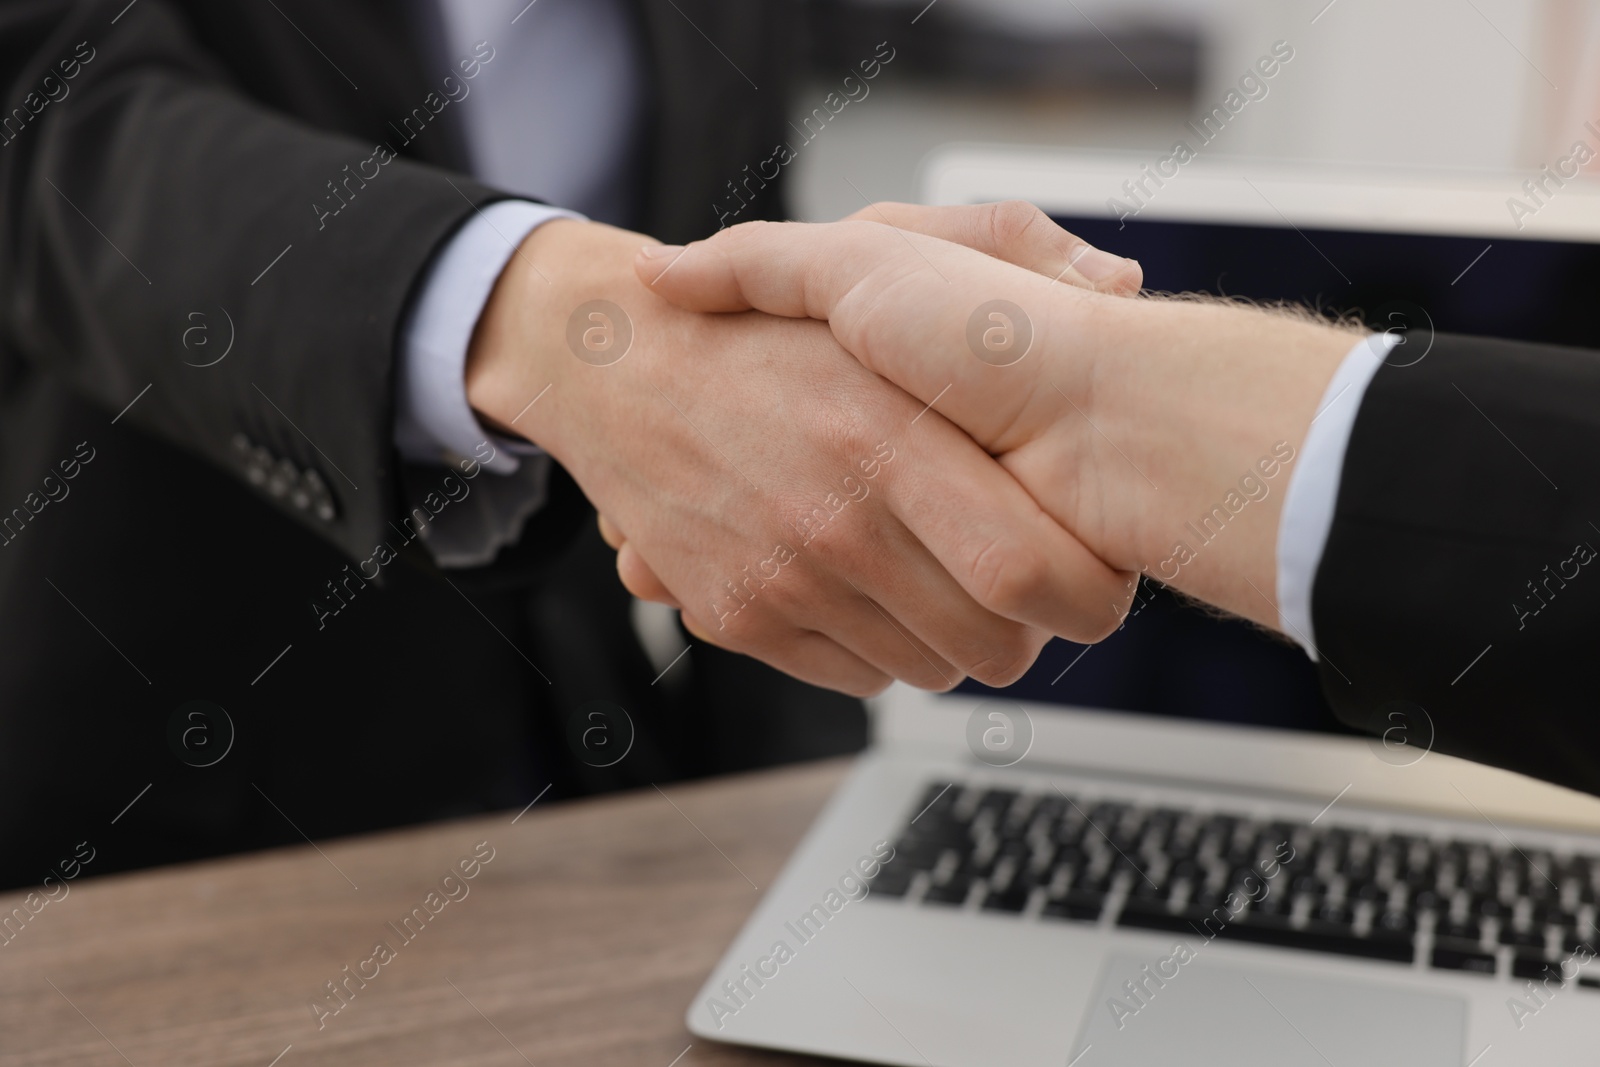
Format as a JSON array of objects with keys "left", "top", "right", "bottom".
[{"left": 0, "top": 759, "right": 849, "bottom": 1067}]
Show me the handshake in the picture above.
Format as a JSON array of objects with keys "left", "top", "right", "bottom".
[{"left": 465, "top": 203, "right": 1360, "bottom": 696}]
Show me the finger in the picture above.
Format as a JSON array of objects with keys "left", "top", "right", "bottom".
[
  {"left": 808, "top": 579, "right": 966, "bottom": 692},
  {"left": 811, "top": 504, "right": 1050, "bottom": 689},
  {"left": 634, "top": 220, "right": 873, "bottom": 317},
  {"left": 616, "top": 543, "right": 680, "bottom": 607},
  {"left": 637, "top": 220, "right": 1053, "bottom": 451},
  {"left": 885, "top": 412, "right": 1137, "bottom": 644},
  {"left": 683, "top": 546, "right": 964, "bottom": 692},
  {"left": 843, "top": 200, "right": 1142, "bottom": 295},
  {"left": 680, "top": 609, "right": 892, "bottom": 698},
  {"left": 597, "top": 513, "right": 626, "bottom": 550}
]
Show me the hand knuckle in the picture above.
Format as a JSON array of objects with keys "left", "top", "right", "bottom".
[
  {"left": 966, "top": 535, "right": 1046, "bottom": 619},
  {"left": 705, "top": 599, "right": 769, "bottom": 649},
  {"left": 988, "top": 199, "right": 1047, "bottom": 248}
]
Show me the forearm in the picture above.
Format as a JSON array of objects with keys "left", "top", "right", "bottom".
[{"left": 1064, "top": 294, "right": 1357, "bottom": 626}]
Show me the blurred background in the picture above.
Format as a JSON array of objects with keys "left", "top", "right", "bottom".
[{"left": 793, "top": 0, "right": 1600, "bottom": 220}]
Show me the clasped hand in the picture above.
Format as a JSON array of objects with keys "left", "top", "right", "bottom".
[{"left": 471, "top": 201, "right": 1349, "bottom": 696}]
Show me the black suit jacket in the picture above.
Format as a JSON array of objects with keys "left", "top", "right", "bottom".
[
  {"left": 0, "top": 0, "right": 863, "bottom": 889},
  {"left": 1314, "top": 333, "right": 1600, "bottom": 796}
]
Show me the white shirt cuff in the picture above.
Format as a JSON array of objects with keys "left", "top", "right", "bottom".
[
  {"left": 396, "top": 199, "right": 583, "bottom": 473},
  {"left": 1276, "top": 331, "right": 1398, "bottom": 657}
]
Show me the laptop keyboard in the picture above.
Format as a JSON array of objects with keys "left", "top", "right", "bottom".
[{"left": 866, "top": 781, "right": 1600, "bottom": 985}]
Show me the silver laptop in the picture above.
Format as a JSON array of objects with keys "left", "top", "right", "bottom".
[{"left": 688, "top": 148, "right": 1600, "bottom": 1066}]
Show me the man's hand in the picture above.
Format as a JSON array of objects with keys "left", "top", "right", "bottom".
[
  {"left": 466, "top": 217, "right": 1133, "bottom": 696},
  {"left": 633, "top": 209, "right": 1360, "bottom": 631}
]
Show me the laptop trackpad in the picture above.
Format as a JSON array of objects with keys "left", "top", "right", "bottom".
[{"left": 1073, "top": 952, "right": 1467, "bottom": 1066}]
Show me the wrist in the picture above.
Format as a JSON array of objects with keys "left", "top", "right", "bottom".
[
  {"left": 465, "top": 219, "right": 661, "bottom": 459},
  {"left": 1067, "top": 294, "right": 1355, "bottom": 624}
]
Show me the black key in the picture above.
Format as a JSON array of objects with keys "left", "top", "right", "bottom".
[
  {"left": 1376, "top": 911, "right": 1416, "bottom": 936},
  {"left": 865, "top": 867, "right": 913, "bottom": 899},
  {"left": 1073, "top": 868, "right": 1116, "bottom": 895},
  {"left": 1579, "top": 976, "right": 1600, "bottom": 991},
  {"left": 1030, "top": 797, "right": 1066, "bottom": 824},
  {"left": 1053, "top": 845, "right": 1088, "bottom": 870},
  {"left": 958, "top": 852, "right": 1000, "bottom": 880},
  {"left": 1525, "top": 884, "right": 1562, "bottom": 907},
  {"left": 1431, "top": 946, "right": 1496, "bottom": 974},
  {"left": 1164, "top": 837, "right": 1199, "bottom": 863},
  {"left": 1228, "top": 866, "right": 1263, "bottom": 890},
  {"left": 1563, "top": 930, "right": 1598, "bottom": 953},
  {"left": 1438, "top": 919, "right": 1481, "bottom": 942},
  {"left": 1409, "top": 888, "right": 1444, "bottom": 912},
  {"left": 1499, "top": 926, "right": 1546, "bottom": 949},
  {"left": 1188, "top": 889, "right": 1234, "bottom": 913},
  {"left": 1472, "top": 896, "right": 1507, "bottom": 918},
  {"left": 982, "top": 886, "right": 1032, "bottom": 913},
  {"left": 1216, "top": 918, "right": 1414, "bottom": 963},
  {"left": 1512, "top": 955, "right": 1562, "bottom": 982},
  {"left": 1054, "top": 821, "right": 1088, "bottom": 847},
  {"left": 975, "top": 789, "right": 1019, "bottom": 816},
  {"left": 903, "top": 814, "right": 969, "bottom": 842},
  {"left": 1131, "top": 876, "right": 1172, "bottom": 902},
  {"left": 893, "top": 839, "right": 948, "bottom": 871},
  {"left": 1315, "top": 903, "right": 1354, "bottom": 927},
  {"left": 1042, "top": 894, "right": 1104, "bottom": 923},
  {"left": 1252, "top": 892, "right": 1294, "bottom": 918},
  {"left": 1169, "top": 859, "right": 1203, "bottom": 883},
  {"left": 1087, "top": 802, "right": 1128, "bottom": 830},
  {"left": 922, "top": 877, "right": 972, "bottom": 906},
  {"left": 1013, "top": 861, "right": 1053, "bottom": 890},
  {"left": 1112, "top": 852, "right": 1150, "bottom": 874}
]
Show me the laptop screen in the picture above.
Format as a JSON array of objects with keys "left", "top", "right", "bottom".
[{"left": 960, "top": 213, "right": 1600, "bottom": 733}]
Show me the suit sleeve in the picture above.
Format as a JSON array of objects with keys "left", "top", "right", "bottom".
[
  {"left": 1311, "top": 332, "right": 1600, "bottom": 795},
  {"left": 0, "top": 0, "right": 510, "bottom": 562}
]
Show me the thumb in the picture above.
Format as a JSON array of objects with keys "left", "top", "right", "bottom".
[{"left": 633, "top": 218, "right": 929, "bottom": 323}]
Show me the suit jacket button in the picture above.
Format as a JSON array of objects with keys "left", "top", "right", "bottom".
[{"left": 303, "top": 470, "right": 336, "bottom": 521}]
